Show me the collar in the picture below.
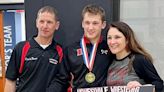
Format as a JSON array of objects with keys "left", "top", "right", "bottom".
[
  {"left": 28, "top": 36, "right": 56, "bottom": 49},
  {"left": 83, "top": 35, "right": 103, "bottom": 44}
]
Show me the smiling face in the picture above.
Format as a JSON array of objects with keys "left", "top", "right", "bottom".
[
  {"left": 82, "top": 12, "right": 106, "bottom": 43},
  {"left": 36, "top": 12, "right": 59, "bottom": 39},
  {"left": 107, "top": 27, "right": 129, "bottom": 58}
]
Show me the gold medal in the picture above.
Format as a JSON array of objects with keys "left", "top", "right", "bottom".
[{"left": 85, "top": 72, "right": 95, "bottom": 83}]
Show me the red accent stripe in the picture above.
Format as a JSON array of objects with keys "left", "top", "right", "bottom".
[
  {"left": 19, "top": 42, "right": 30, "bottom": 74},
  {"left": 56, "top": 45, "right": 63, "bottom": 63}
]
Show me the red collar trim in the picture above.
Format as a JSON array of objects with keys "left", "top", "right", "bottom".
[{"left": 83, "top": 36, "right": 103, "bottom": 44}]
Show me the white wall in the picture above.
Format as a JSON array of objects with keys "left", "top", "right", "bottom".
[{"left": 120, "top": 0, "right": 164, "bottom": 80}]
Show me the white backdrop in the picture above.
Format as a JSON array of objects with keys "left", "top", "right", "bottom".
[{"left": 120, "top": 0, "right": 164, "bottom": 80}]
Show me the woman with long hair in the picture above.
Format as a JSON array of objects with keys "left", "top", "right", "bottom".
[{"left": 107, "top": 21, "right": 163, "bottom": 92}]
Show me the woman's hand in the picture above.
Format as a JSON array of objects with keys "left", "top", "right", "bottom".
[{"left": 127, "top": 81, "right": 142, "bottom": 89}]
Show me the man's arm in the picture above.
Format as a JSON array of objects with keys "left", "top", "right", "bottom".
[{"left": 4, "top": 78, "right": 16, "bottom": 92}]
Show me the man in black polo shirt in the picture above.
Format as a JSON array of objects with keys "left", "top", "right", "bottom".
[
  {"left": 47, "top": 4, "right": 113, "bottom": 92},
  {"left": 4, "top": 6, "right": 62, "bottom": 92}
]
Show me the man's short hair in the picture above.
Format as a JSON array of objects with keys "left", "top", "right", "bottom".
[
  {"left": 37, "top": 6, "right": 58, "bottom": 21},
  {"left": 82, "top": 4, "right": 106, "bottom": 21}
]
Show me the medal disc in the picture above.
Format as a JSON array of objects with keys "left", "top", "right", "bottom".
[{"left": 85, "top": 72, "right": 95, "bottom": 83}]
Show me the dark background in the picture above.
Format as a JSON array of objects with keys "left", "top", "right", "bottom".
[{"left": 24, "top": 0, "right": 120, "bottom": 47}]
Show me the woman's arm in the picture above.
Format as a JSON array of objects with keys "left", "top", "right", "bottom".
[{"left": 133, "top": 54, "right": 163, "bottom": 92}]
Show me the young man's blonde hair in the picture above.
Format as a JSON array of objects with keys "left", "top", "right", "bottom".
[{"left": 82, "top": 4, "right": 106, "bottom": 22}]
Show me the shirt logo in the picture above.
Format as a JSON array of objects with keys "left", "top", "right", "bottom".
[
  {"left": 25, "top": 57, "right": 38, "bottom": 61},
  {"left": 101, "top": 49, "right": 108, "bottom": 55},
  {"left": 49, "top": 58, "right": 58, "bottom": 64},
  {"left": 77, "top": 48, "right": 83, "bottom": 56}
]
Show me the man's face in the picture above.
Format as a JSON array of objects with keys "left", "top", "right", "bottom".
[
  {"left": 82, "top": 12, "right": 106, "bottom": 41},
  {"left": 36, "top": 12, "right": 59, "bottom": 39}
]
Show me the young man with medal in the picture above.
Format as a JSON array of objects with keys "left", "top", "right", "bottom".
[{"left": 47, "top": 4, "right": 113, "bottom": 92}]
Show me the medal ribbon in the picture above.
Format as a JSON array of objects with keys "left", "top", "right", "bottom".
[{"left": 80, "top": 36, "right": 99, "bottom": 71}]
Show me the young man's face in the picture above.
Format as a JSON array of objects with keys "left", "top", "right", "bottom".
[
  {"left": 82, "top": 12, "right": 106, "bottom": 41},
  {"left": 36, "top": 12, "right": 59, "bottom": 39}
]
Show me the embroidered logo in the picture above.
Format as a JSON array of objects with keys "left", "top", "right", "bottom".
[
  {"left": 77, "top": 48, "right": 83, "bottom": 56},
  {"left": 49, "top": 58, "right": 58, "bottom": 64},
  {"left": 25, "top": 57, "right": 38, "bottom": 61},
  {"left": 101, "top": 49, "right": 108, "bottom": 55}
]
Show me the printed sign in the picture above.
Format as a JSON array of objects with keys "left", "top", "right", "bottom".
[
  {"left": 77, "top": 85, "right": 155, "bottom": 92},
  {"left": 3, "top": 11, "right": 16, "bottom": 68}
]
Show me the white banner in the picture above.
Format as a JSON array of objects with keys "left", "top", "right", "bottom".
[
  {"left": 0, "top": 0, "right": 24, "bottom": 4},
  {"left": 77, "top": 85, "right": 155, "bottom": 92}
]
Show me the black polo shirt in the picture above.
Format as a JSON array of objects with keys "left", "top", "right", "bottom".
[
  {"left": 6, "top": 37, "right": 62, "bottom": 92},
  {"left": 50, "top": 37, "right": 113, "bottom": 92}
]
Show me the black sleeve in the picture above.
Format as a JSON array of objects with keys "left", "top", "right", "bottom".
[
  {"left": 47, "top": 47, "right": 71, "bottom": 92},
  {"left": 133, "top": 54, "right": 164, "bottom": 92},
  {"left": 5, "top": 42, "right": 25, "bottom": 80}
]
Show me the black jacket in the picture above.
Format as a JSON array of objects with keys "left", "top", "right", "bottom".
[
  {"left": 6, "top": 37, "right": 62, "bottom": 92},
  {"left": 47, "top": 38, "right": 113, "bottom": 92},
  {"left": 133, "top": 54, "right": 163, "bottom": 92}
]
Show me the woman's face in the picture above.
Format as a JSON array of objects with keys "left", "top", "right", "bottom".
[{"left": 107, "top": 27, "right": 128, "bottom": 56}]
